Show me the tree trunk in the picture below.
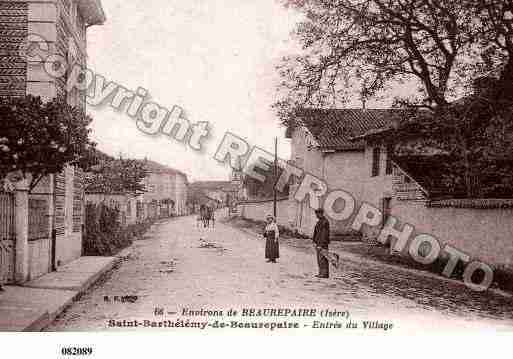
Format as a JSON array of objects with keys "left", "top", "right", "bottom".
[{"left": 498, "top": 57, "right": 513, "bottom": 103}]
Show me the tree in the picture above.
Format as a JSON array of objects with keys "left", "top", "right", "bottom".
[
  {"left": 242, "top": 164, "right": 289, "bottom": 199},
  {"left": 0, "top": 95, "right": 96, "bottom": 192},
  {"left": 392, "top": 81, "right": 513, "bottom": 197},
  {"left": 84, "top": 156, "right": 148, "bottom": 195},
  {"left": 276, "top": 0, "right": 513, "bottom": 116},
  {"left": 186, "top": 188, "right": 209, "bottom": 208},
  {"left": 277, "top": 0, "right": 513, "bottom": 197}
]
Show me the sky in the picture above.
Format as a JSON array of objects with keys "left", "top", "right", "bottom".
[{"left": 85, "top": 0, "right": 304, "bottom": 182}]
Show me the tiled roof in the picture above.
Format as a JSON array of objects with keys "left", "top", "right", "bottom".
[
  {"left": 144, "top": 160, "right": 187, "bottom": 179},
  {"left": 288, "top": 108, "right": 404, "bottom": 151}
]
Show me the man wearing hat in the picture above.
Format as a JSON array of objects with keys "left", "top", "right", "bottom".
[{"left": 313, "top": 208, "right": 330, "bottom": 278}]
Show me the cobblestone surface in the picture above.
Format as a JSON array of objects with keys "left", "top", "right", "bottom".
[{"left": 46, "top": 215, "right": 513, "bottom": 332}]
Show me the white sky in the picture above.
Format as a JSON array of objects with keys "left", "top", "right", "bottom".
[
  {"left": 85, "top": 1, "right": 414, "bottom": 182},
  {"left": 86, "top": 0, "right": 303, "bottom": 182}
]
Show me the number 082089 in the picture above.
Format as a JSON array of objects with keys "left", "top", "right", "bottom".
[{"left": 61, "top": 347, "right": 93, "bottom": 356}]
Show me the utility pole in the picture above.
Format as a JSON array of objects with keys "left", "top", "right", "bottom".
[{"left": 273, "top": 137, "right": 278, "bottom": 218}]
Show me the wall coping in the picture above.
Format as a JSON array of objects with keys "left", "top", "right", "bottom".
[
  {"left": 427, "top": 198, "right": 513, "bottom": 209},
  {"left": 238, "top": 197, "right": 289, "bottom": 205}
]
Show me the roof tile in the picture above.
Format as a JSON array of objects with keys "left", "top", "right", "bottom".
[{"left": 291, "top": 108, "right": 404, "bottom": 151}]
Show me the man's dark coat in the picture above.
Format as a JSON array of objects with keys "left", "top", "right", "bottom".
[{"left": 313, "top": 217, "right": 330, "bottom": 248}]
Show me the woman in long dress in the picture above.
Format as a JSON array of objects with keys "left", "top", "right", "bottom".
[{"left": 264, "top": 215, "right": 279, "bottom": 263}]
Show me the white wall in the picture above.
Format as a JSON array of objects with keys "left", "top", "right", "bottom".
[
  {"left": 144, "top": 172, "right": 188, "bottom": 216},
  {"left": 290, "top": 127, "right": 324, "bottom": 177},
  {"left": 175, "top": 174, "right": 188, "bottom": 215},
  {"left": 391, "top": 201, "right": 513, "bottom": 268},
  {"left": 240, "top": 199, "right": 295, "bottom": 228},
  {"left": 289, "top": 127, "right": 371, "bottom": 235}
]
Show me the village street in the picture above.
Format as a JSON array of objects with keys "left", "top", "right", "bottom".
[{"left": 47, "top": 214, "right": 513, "bottom": 332}]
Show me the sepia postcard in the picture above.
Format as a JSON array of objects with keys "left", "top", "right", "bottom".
[{"left": 1, "top": 0, "right": 513, "bottom": 357}]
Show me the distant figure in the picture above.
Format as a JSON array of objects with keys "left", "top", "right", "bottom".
[
  {"left": 196, "top": 208, "right": 203, "bottom": 228},
  {"left": 204, "top": 205, "right": 210, "bottom": 228},
  {"left": 263, "top": 214, "right": 279, "bottom": 263},
  {"left": 208, "top": 206, "right": 215, "bottom": 228},
  {"left": 199, "top": 205, "right": 208, "bottom": 228},
  {"left": 313, "top": 208, "right": 330, "bottom": 278}
]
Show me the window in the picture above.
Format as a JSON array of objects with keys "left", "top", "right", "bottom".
[
  {"left": 371, "top": 147, "right": 381, "bottom": 177},
  {"left": 385, "top": 145, "right": 394, "bottom": 175},
  {"left": 136, "top": 201, "right": 144, "bottom": 219}
]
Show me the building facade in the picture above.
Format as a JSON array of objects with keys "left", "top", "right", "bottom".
[
  {"left": 0, "top": 0, "right": 105, "bottom": 283},
  {"left": 189, "top": 181, "right": 239, "bottom": 209},
  {"left": 142, "top": 160, "right": 189, "bottom": 216},
  {"left": 356, "top": 129, "right": 513, "bottom": 269},
  {"left": 286, "top": 109, "right": 399, "bottom": 236}
]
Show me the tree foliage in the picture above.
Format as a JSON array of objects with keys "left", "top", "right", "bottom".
[
  {"left": 84, "top": 156, "right": 148, "bottom": 195},
  {"left": 277, "top": 0, "right": 513, "bottom": 116},
  {"left": 277, "top": 0, "right": 513, "bottom": 197},
  {"left": 393, "top": 81, "right": 513, "bottom": 197},
  {"left": 83, "top": 202, "right": 154, "bottom": 256},
  {"left": 186, "top": 188, "right": 210, "bottom": 207},
  {"left": 242, "top": 165, "right": 290, "bottom": 199},
  {"left": 0, "top": 95, "right": 96, "bottom": 192}
]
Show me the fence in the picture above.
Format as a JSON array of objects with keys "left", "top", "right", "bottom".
[
  {"left": 28, "top": 198, "right": 49, "bottom": 241},
  {"left": 160, "top": 205, "right": 170, "bottom": 218},
  {"left": 148, "top": 202, "right": 158, "bottom": 219},
  {"left": 136, "top": 201, "right": 144, "bottom": 221},
  {"left": 0, "top": 192, "right": 16, "bottom": 283}
]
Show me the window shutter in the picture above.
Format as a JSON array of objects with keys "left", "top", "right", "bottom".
[
  {"left": 371, "top": 147, "right": 381, "bottom": 177},
  {"left": 385, "top": 145, "right": 394, "bottom": 175}
]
